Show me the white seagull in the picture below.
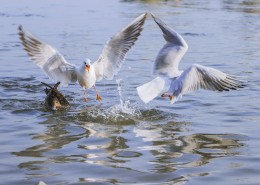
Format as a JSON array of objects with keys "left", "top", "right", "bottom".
[
  {"left": 19, "top": 13, "right": 147, "bottom": 101},
  {"left": 137, "top": 13, "right": 244, "bottom": 104}
]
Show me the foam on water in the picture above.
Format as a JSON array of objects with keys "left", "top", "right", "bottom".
[
  {"left": 106, "top": 79, "right": 141, "bottom": 117},
  {"left": 70, "top": 79, "right": 141, "bottom": 123}
]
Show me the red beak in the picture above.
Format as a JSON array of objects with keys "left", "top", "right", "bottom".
[{"left": 85, "top": 65, "right": 90, "bottom": 72}]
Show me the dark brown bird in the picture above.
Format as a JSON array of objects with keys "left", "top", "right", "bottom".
[{"left": 42, "top": 82, "right": 70, "bottom": 111}]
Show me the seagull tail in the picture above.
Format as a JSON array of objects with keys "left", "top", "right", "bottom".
[{"left": 137, "top": 76, "right": 171, "bottom": 104}]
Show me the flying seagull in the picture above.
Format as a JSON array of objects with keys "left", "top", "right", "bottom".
[
  {"left": 137, "top": 13, "right": 244, "bottom": 104},
  {"left": 19, "top": 12, "right": 147, "bottom": 101}
]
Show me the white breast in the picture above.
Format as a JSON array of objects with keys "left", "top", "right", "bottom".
[{"left": 77, "top": 66, "right": 96, "bottom": 89}]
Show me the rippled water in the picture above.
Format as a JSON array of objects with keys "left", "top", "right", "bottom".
[{"left": 1, "top": 0, "right": 260, "bottom": 184}]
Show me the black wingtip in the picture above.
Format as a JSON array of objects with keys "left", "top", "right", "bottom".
[
  {"left": 150, "top": 13, "right": 169, "bottom": 34},
  {"left": 151, "top": 13, "right": 158, "bottom": 23},
  {"left": 18, "top": 25, "right": 23, "bottom": 32},
  {"left": 137, "top": 12, "right": 148, "bottom": 25},
  {"left": 150, "top": 12, "right": 156, "bottom": 19},
  {"left": 151, "top": 13, "right": 163, "bottom": 25},
  {"left": 141, "top": 12, "right": 148, "bottom": 18}
]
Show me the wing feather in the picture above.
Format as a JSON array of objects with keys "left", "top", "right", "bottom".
[
  {"left": 93, "top": 13, "right": 147, "bottom": 81},
  {"left": 18, "top": 25, "right": 77, "bottom": 85},
  {"left": 151, "top": 13, "right": 188, "bottom": 78},
  {"left": 169, "top": 64, "right": 244, "bottom": 100}
]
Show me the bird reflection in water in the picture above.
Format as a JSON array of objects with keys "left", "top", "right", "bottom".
[{"left": 11, "top": 113, "right": 247, "bottom": 184}]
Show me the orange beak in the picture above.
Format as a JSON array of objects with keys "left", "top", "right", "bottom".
[{"left": 85, "top": 65, "right": 90, "bottom": 72}]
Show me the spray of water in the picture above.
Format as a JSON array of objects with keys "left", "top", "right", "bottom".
[
  {"left": 78, "top": 79, "right": 141, "bottom": 122},
  {"left": 106, "top": 79, "right": 141, "bottom": 117}
]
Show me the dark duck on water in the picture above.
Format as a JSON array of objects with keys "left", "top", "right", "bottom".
[{"left": 42, "top": 82, "right": 70, "bottom": 111}]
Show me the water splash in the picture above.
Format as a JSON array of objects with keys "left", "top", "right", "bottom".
[
  {"left": 106, "top": 79, "right": 140, "bottom": 117},
  {"left": 72, "top": 79, "right": 141, "bottom": 123}
]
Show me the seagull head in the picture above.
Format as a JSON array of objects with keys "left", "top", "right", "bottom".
[{"left": 83, "top": 58, "right": 91, "bottom": 72}]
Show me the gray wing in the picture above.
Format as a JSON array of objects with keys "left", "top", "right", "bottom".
[
  {"left": 151, "top": 13, "right": 188, "bottom": 78},
  {"left": 169, "top": 64, "right": 244, "bottom": 99},
  {"left": 93, "top": 12, "right": 147, "bottom": 81},
  {"left": 18, "top": 25, "right": 77, "bottom": 86}
]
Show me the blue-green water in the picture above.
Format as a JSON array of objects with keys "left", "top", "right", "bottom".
[{"left": 1, "top": 0, "right": 260, "bottom": 184}]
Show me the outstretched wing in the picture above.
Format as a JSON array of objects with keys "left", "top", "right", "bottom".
[
  {"left": 151, "top": 13, "right": 188, "bottom": 78},
  {"left": 18, "top": 25, "right": 77, "bottom": 86},
  {"left": 169, "top": 64, "right": 244, "bottom": 101},
  {"left": 93, "top": 12, "right": 147, "bottom": 81}
]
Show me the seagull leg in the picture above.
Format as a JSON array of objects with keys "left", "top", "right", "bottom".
[
  {"left": 94, "top": 86, "right": 102, "bottom": 101},
  {"left": 83, "top": 88, "right": 88, "bottom": 102},
  {"left": 161, "top": 93, "right": 174, "bottom": 103}
]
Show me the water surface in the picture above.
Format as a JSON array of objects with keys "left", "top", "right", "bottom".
[{"left": 1, "top": 0, "right": 260, "bottom": 184}]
